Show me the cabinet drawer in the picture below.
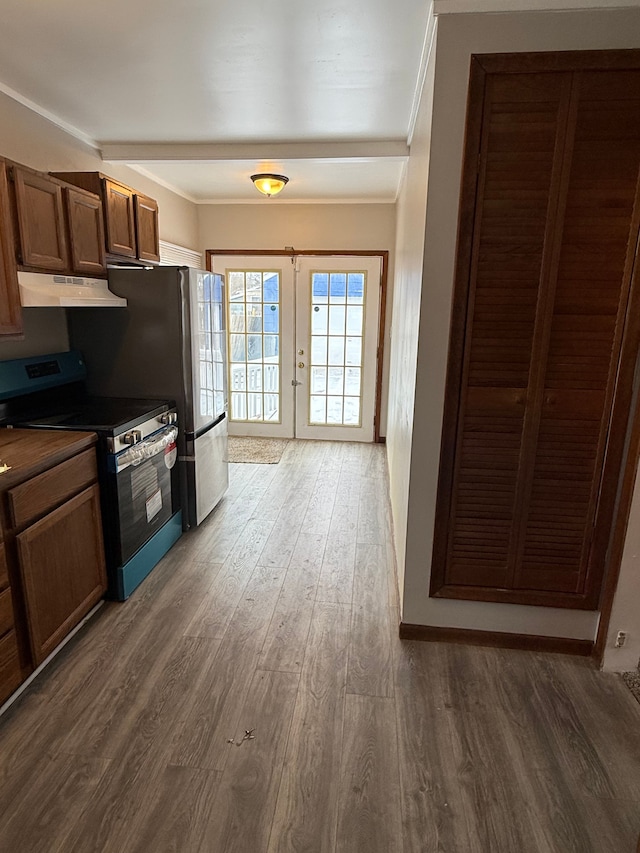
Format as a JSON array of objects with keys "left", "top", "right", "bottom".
[
  {"left": 8, "top": 449, "right": 98, "bottom": 529},
  {"left": 0, "top": 546, "right": 7, "bottom": 591},
  {"left": 0, "top": 586, "right": 14, "bottom": 637},
  {"left": 0, "top": 630, "right": 22, "bottom": 705}
]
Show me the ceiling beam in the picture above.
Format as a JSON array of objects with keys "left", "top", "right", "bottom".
[{"left": 100, "top": 140, "right": 409, "bottom": 163}]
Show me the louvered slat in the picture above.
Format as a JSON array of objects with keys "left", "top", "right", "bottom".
[
  {"left": 516, "top": 70, "right": 640, "bottom": 594},
  {"left": 445, "top": 73, "right": 569, "bottom": 589}
]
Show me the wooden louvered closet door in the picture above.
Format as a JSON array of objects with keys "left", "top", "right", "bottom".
[{"left": 431, "top": 53, "right": 640, "bottom": 610}]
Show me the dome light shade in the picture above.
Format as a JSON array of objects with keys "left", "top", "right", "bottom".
[{"left": 250, "top": 173, "right": 289, "bottom": 198}]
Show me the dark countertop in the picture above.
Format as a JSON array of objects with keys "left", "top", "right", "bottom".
[{"left": 0, "top": 429, "right": 97, "bottom": 489}]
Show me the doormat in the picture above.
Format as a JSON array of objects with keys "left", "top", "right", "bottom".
[{"left": 227, "top": 436, "right": 289, "bottom": 464}]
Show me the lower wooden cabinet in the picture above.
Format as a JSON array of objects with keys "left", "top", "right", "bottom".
[
  {"left": 0, "top": 433, "right": 107, "bottom": 705},
  {"left": 17, "top": 484, "right": 106, "bottom": 666},
  {"left": 0, "top": 631, "right": 21, "bottom": 705}
]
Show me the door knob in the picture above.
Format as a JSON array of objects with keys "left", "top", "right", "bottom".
[{"left": 298, "top": 361, "right": 305, "bottom": 368}]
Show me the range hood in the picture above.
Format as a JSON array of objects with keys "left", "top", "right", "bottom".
[{"left": 18, "top": 272, "right": 128, "bottom": 308}]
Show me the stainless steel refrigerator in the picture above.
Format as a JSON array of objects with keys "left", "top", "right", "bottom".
[{"left": 68, "top": 266, "right": 228, "bottom": 528}]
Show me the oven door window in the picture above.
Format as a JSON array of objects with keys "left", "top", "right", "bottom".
[{"left": 115, "top": 451, "right": 174, "bottom": 564}]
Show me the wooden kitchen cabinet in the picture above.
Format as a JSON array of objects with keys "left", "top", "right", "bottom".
[
  {"left": 0, "top": 430, "right": 106, "bottom": 702},
  {"left": 52, "top": 171, "right": 160, "bottom": 264},
  {"left": 0, "top": 542, "right": 22, "bottom": 704},
  {"left": 6, "top": 161, "right": 106, "bottom": 278},
  {"left": 17, "top": 485, "right": 105, "bottom": 665},
  {"left": 134, "top": 193, "right": 160, "bottom": 262},
  {"left": 65, "top": 186, "right": 106, "bottom": 275},
  {"left": 11, "top": 165, "right": 69, "bottom": 271},
  {"left": 0, "top": 161, "right": 22, "bottom": 337},
  {"left": 104, "top": 179, "right": 136, "bottom": 258}
]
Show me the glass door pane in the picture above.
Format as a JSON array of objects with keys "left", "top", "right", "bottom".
[
  {"left": 227, "top": 268, "right": 281, "bottom": 424},
  {"left": 309, "top": 271, "right": 364, "bottom": 426}
]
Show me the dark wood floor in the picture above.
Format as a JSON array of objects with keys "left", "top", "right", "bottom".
[{"left": 0, "top": 440, "right": 638, "bottom": 852}]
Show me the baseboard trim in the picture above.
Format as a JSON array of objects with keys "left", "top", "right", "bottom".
[{"left": 399, "top": 622, "right": 594, "bottom": 656}]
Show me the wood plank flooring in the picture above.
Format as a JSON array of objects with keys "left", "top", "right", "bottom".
[{"left": 0, "top": 439, "right": 638, "bottom": 852}]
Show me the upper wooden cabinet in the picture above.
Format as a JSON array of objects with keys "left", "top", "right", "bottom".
[
  {"left": 104, "top": 179, "right": 136, "bottom": 258},
  {"left": 11, "top": 167, "right": 68, "bottom": 272},
  {"left": 0, "top": 162, "right": 22, "bottom": 337},
  {"left": 5, "top": 161, "right": 106, "bottom": 278},
  {"left": 431, "top": 53, "right": 640, "bottom": 611},
  {"left": 134, "top": 193, "right": 160, "bottom": 262},
  {"left": 52, "top": 171, "right": 160, "bottom": 264},
  {"left": 65, "top": 186, "right": 106, "bottom": 276}
]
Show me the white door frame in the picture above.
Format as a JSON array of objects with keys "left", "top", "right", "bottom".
[{"left": 208, "top": 249, "right": 388, "bottom": 442}]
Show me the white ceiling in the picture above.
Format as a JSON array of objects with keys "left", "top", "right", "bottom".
[{"left": 0, "top": 0, "right": 433, "bottom": 203}]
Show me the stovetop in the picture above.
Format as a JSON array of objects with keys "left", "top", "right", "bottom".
[
  {"left": 12, "top": 396, "right": 173, "bottom": 437},
  {"left": 0, "top": 351, "right": 175, "bottom": 440}
]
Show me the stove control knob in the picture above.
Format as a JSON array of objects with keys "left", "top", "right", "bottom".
[
  {"left": 159, "top": 412, "right": 177, "bottom": 425},
  {"left": 123, "top": 430, "right": 142, "bottom": 445}
]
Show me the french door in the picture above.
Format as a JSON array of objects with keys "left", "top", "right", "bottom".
[{"left": 210, "top": 254, "right": 382, "bottom": 441}]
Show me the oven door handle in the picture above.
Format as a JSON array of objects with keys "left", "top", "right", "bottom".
[{"left": 113, "top": 426, "right": 178, "bottom": 472}]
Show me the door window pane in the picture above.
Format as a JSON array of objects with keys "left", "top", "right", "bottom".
[
  {"left": 229, "top": 303, "right": 245, "bottom": 332},
  {"left": 310, "top": 395, "right": 327, "bottom": 423},
  {"left": 329, "top": 305, "right": 346, "bottom": 335},
  {"left": 264, "top": 304, "right": 279, "bottom": 332},
  {"left": 311, "top": 336, "right": 328, "bottom": 365},
  {"left": 345, "top": 337, "right": 362, "bottom": 366},
  {"left": 312, "top": 273, "right": 329, "bottom": 303},
  {"left": 347, "top": 273, "right": 364, "bottom": 303},
  {"left": 308, "top": 268, "right": 366, "bottom": 427},
  {"left": 327, "top": 396, "right": 344, "bottom": 423},
  {"left": 226, "top": 269, "right": 282, "bottom": 423},
  {"left": 328, "top": 367, "right": 344, "bottom": 395},
  {"left": 328, "top": 337, "right": 345, "bottom": 365},
  {"left": 228, "top": 271, "right": 244, "bottom": 302},
  {"left": 329, "top": 273, "right": 347, "bottom": 303},
  {"left": 312, "top": 305, "right": 328, "bottom": 335},
  {"left": 311, "top": 367, "right": 327, "bottom": 394},
  {"left": 346, "top": 305, "right": 363, "bottom": 335}
]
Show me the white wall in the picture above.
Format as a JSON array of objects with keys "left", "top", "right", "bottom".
[
  {"left": 198, "top": 203, "right": 396, "bottom": 434},
  {"left": 386, "top": 23, "right": 437, "bottom": 596},
  {"left": 0, "top": 91, "right": 199, "bottom": 361},
  {"left": 391, "top": 6, "right": 640, "bottom": 640}
]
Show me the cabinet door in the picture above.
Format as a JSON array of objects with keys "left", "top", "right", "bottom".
[
  {"left": 0, "top": 631, "right": 21, "bottom": 705},
  {"left": 0, "top": 162, "right": 21, "bottom": 336},
  {"left": 65, "top": 187, "right": 106, "bottom": 276},
  {"left": 17, "top": 484, "right": 107, "bottom": 665},
  {"left": 134, "top": 193, "right": 160, "bottom": 262},
  {"left": 103, "top": 179, "right": 136, "bottom": 258},
  {"left": 12, "top": 167, "right": 68, "bottom": 271}
]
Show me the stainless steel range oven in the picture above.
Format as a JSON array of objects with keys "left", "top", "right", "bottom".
[{"left": 0, "top": 351, "right": 183, "bottom": 600}]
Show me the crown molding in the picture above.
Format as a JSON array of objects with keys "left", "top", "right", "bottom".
[
  {"left": 0, "top": 80, "right": 98, "bottom": 150},
  {"left": 407, "top": 4, "right": 438, "bottom": 146},
  {"left": 433, "top": 0, "right": 640, "bottom": 13}
]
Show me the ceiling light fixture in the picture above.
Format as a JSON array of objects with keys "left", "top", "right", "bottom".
[{"left": 250, "top": 173, "right": 289, "bottom": 198}]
